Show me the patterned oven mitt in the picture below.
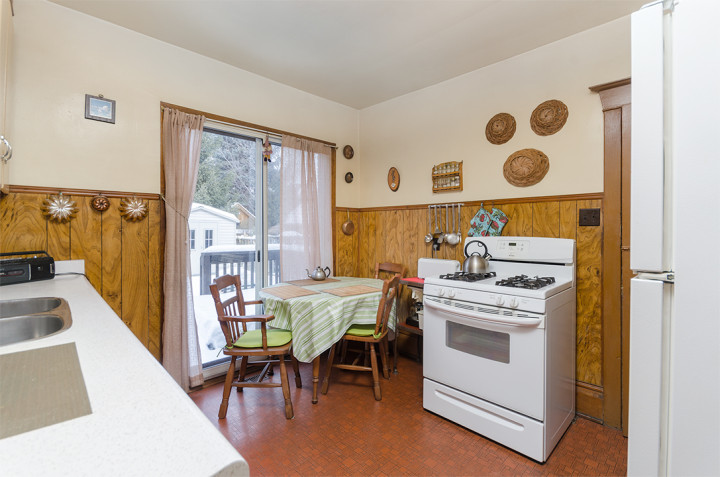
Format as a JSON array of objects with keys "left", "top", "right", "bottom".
[{"left": 468, "top": 205, "right": 509, "bottom": 237}]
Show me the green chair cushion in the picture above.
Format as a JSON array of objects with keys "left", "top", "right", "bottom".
[
  {"left": 232, "top": 329, "right": 292, "bottom": 348},
  {"left": 345, "top": 324, "right": 380, "bottom": 339}
]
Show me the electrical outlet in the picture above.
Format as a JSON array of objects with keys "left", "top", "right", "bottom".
[{"left": 579, "top": 208, "right": 601, "bottom": 226}]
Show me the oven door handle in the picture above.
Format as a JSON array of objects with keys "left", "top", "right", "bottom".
[{"left": 424, "top": 298, "right": 542, "bottom": 327}]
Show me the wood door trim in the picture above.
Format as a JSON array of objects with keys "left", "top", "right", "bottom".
[
  {"left": 593, "top": 78, "right": 631, "bottom": 431},
  {"left": 601, "top": 108, "right": 623, "bottom": 429},
  {"left": 589, "top": 78, "right": 631, "bottom": 93},
  {"left": 590, "top": 79, "right": 631, "bottom": 111}
]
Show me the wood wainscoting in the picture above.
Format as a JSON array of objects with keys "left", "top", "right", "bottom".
[
  {"left": 0, "top": 186, "right": 164, "bottom": 361},
  {"left": 335, "top": 193, "right": 606, "bottom": 421}
]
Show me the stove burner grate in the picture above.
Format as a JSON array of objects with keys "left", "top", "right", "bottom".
[
  {"left": 439, "top": 271, "right": 497, "bottom": 282},
  {"left": 495, "top": 275, "right": 556, "bottom": 289}
]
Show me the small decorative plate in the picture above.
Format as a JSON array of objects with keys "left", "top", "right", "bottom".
[
  {"left": 387, "top": 167, "right": 400, "bottom": 191},
  {"left": 42, "top": 193, "right": 78, "bottom": 223},
  {"left": 343, "top": 145, "right": 354, "bottom": 159},
  {"left": 345, "top": 172, "right": 354, "bottom": 183},
  {"left": 91, "top": 195, "right": 110, "bottom": 212},
  {"left": 119, "top": 196, "right": 149, "bottom": 222}
]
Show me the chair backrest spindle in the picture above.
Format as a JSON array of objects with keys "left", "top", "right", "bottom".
[
  {"left": 374, "top": 275, "right": 399, "bottom": 336},
  {"left": 210, "top": 274, "right": 250, "bottom": 347}
]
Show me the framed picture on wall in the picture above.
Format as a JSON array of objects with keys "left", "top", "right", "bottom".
[{"left": 84, "top": 94, "right": 116, "bottom": 124}]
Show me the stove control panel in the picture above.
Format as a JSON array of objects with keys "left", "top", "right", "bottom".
[{"left": 496, "top": 239, "right": 530, "bottom": 258}]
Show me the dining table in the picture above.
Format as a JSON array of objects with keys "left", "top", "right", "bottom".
[{"left": 258, "top": 276, "right": 395, "bottom": 403}]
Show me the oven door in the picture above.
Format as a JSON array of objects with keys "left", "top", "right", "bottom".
[{"left": 423, "top": 295, "right": 545, "bottom": 421}]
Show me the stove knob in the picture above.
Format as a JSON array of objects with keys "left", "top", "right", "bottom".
[
  {"left": 495, "top": 296, "right": 505, "bottom": 306},
  {"left": 438, "top": 288, "right": 445, "bottom": 297},
  {"left": 447, "top": 289, "right": 456, "bottom": 299},
  {"left": 508, "top": 297, "right": 519, "bottom": 309}
]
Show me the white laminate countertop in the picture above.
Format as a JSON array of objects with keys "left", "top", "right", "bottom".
[{"left": 0, "top": 264, "right": 249, "bottom": 476}]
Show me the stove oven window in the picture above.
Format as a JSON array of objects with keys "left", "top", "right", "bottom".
[{"left": 446, "top": 322, "right": 510, "bottom": 364}]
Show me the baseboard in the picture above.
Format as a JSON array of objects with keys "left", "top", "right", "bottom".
[{"left": 576, "top": 381, "right": 604, "bottom": 423}]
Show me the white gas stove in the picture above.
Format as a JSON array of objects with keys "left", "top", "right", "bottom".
[{"left": 423, "top": 236, "right": 576, "bottom": 462}]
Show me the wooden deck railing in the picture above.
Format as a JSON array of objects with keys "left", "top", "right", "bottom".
[{"left": 199, "top": 249, "right": 281, "bottom": 294}]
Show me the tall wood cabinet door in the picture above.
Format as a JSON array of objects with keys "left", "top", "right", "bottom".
[{"left": 0, "top": 0, "right": 13, "bottom": 193}]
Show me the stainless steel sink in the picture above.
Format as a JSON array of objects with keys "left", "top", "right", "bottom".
[
  {"left": 0, "top": 314, "right": 69, "bottom": 346},
  {"left": 0, "top": 297, "right": 63, "bottom": 318},
  {"left": 0, "top": 298, "right": 71, "bottom": 346}
]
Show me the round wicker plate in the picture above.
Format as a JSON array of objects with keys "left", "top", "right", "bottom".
[
  {"left": 485, "top": 113, "right": 516, "bottom": 145},
  {"left": 530, "top": 99, "right": 568, "bottom": 136},
  {"left": 503, "top": 148, "right": 550, "bottom": 187}
]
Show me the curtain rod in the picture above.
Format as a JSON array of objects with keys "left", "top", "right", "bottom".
[
  {"left": 205, "top": 118, "right": 283, "bottom": 141},
  {"left": 160, "top": 102, "right": 337, "bottom": 148}
]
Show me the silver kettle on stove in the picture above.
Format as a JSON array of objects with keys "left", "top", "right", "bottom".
[
  {"left": 306, "top": 266, "right": 331, "bottom": 281},
  {"left": 463, "top": 240, "right": 492, "bottom": 273}
]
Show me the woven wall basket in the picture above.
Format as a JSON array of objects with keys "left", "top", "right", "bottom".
[
  {"left": 485, "top": 113, "right": 516, "bottom": 145},
  {"left": 503, "top": 148, "right": 550, "bottom": 187},
  {"left": 530, "top": 99, "right": 568, "bottom": 136}
]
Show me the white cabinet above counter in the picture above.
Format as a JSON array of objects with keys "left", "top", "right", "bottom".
[{"left": 0, "top": 269, "right": 249, "bottom": 476}]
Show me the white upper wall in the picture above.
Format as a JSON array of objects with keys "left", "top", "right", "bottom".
[
  {"left": 8, "top": 1, "right": 631, "bottom": 208},
  {"left": 354, "top": 17, "right": 631, "bottom": 207},
  {"left": 8, "top": 0, "right": 359, "bottom": 202}
]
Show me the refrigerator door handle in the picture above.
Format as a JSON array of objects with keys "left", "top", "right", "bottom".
[{"left": 635, "top": 271, "right": 675, "bottom": 283}]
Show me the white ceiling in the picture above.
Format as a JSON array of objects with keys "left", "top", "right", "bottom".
[{"left": 49, "top": 0, "right": 645, "bottom": 109}]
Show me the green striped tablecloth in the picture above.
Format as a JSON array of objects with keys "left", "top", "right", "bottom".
[{"left": 259, "top": 277, "right": 396, "bottom": 363}]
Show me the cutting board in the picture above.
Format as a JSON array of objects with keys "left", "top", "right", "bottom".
[{"left": 0, "top": 342, "right": 92, "bottom": 439}]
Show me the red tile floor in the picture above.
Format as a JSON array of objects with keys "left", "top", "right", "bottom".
[{"left": 190, "top": 355, "right": 627, "bottom": 476}]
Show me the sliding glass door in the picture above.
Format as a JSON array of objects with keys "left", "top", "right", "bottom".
[{"left": 190, "top": 126, "right": 281, "bottom": 369}]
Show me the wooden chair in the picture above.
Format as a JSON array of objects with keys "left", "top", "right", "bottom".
[
  {"left": 210, "top": 274, "right": 301, "bottom": 420},
  {"left": 374, "top": 262, "right": 406, "bottom": 281},
  {"left": 374, "top": 262, "right": 407, "bottom": 373},
  {"left": 321, "top": 275, "right": 400, "bottom": 401}
]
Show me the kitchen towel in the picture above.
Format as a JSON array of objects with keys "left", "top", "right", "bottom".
[{"left": 468, "top": 205, "right": 508, "bottom": 237}]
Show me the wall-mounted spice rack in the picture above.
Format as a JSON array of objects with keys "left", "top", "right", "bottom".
[{"left": 432, "top": 161, "right": 463, "bottom": 193}]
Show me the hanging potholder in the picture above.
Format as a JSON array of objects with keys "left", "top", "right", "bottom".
[{"left": 468, "top": 205, "right": 509, "bottom": 237}]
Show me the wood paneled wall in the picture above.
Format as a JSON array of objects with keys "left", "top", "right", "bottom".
[
  {"left": 0, "top": 188, "right": 163, "bottom": 360},
  {"left": 335, "top": 193, "right": 605, "bottom": 419}
]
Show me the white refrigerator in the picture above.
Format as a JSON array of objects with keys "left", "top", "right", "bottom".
[{"left": 629, "top": 1, "right": 720, "bottom": 476}]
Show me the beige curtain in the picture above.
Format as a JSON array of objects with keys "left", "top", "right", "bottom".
[
  {"left": 279, "top": 135, "right": 333, "bottom": 281},
  {"left": 161, "top": 108, "right": 205, "bottom": 391}
]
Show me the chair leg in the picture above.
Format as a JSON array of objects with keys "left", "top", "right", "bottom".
[
  {"left": 292, "top": 353, "right": 302, "bottom": 388},
  {"left": 392, "top": 330, "right": 399, "bottom": 374},
  {"left": 321, "top": 342, "right": 337, "bottom": 395},
  {"left": 378, "top": 338, "right": 390, "bottom": 379},
  {"left": 369, "top": 343, "right": 382, "bottom": 401},
  {"left": 219, "top": 356, "right": 236, "bottom": 419},
  {"left": 236, "top": 356, "right": 248, "bottom": 392},
  {"left": 340, "top": 340, "right": 348, "bottom": 363},
  {"left": 278, "top": 355, "right": 294, "bottom": 419}
]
